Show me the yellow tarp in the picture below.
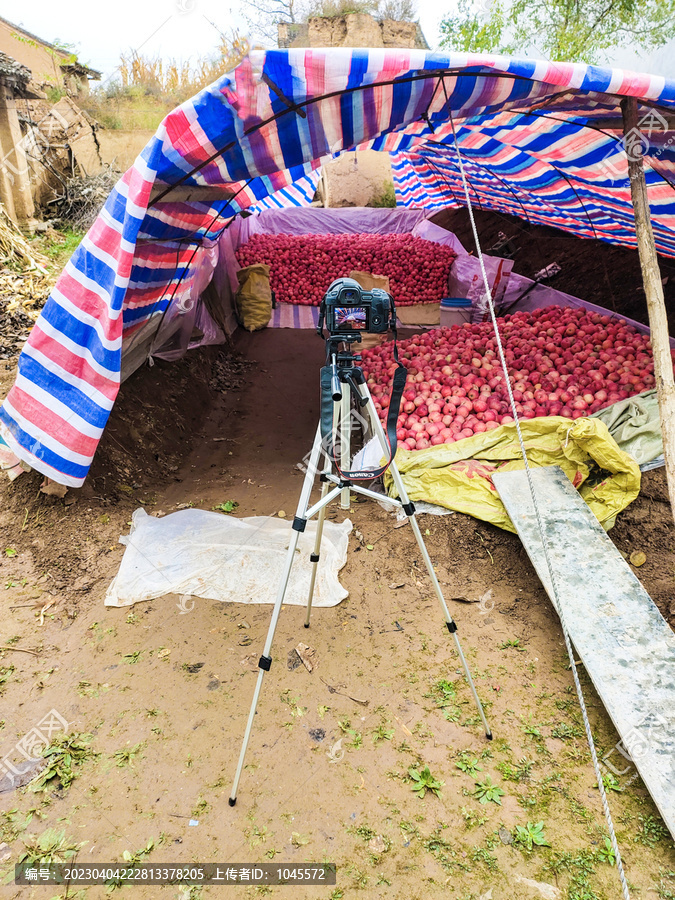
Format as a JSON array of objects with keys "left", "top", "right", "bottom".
[{"left": 385, "top": 416, "right": 640, "bottom": 532}]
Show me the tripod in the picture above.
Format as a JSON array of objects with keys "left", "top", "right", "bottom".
[{"left": 229, "top": 338, "right": 492, "bottom": 806}]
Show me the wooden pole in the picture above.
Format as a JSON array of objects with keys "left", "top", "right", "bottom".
[{"left": 621, "top": 97, "right": 675, "bottom": 525}]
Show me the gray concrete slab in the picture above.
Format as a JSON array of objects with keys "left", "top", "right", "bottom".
[{"left": 493, "top": 465, "right": 675, "bottom": 837}]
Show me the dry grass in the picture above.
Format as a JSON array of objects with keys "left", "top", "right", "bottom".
[
  {"left": 81, "top": 32, "right": 251, "bottom": 132},
  {"left": 118, "top": 31, "right": 251, "bottom": 105}
]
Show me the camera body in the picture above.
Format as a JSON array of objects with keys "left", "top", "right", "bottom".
[{"left": 321, "top": 277, "right": 394, "bottom": 337}]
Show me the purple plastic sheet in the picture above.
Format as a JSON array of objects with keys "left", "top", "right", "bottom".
[
  {"left": 444, "top": 231, "right": 674, "bottom": 348},
  {"left": 199, "top": 207, "right": 671, "bottom": 352},
  {"left": 244, "top": 207, "right": 430, "bottom": 236}
]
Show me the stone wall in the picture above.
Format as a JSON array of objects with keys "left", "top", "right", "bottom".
[
  {"left": 322, "top": 150, "right": 393, "bottom": 208},
  {"left": 278, "top": 13, "right": 427, "bottom": 50}
]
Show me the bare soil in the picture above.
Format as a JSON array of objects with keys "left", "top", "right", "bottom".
[
  {"left": 1, "top": 323, "right": 674, "bottom": 900},
  {"left": 431, "top": 207, "right": 675, "bottom": 334}
]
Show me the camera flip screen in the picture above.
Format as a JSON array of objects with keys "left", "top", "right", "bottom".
[{"left": 334, "top": 306, "right": 368, "bottom": 330}]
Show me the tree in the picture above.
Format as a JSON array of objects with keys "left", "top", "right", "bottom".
[
  {"left": 242, "top": 0, "right": 307, "bottom": 44},
  {"left": 439, "top": 0, "right": 675, "bottom": 64},
  {"left": 439, "top": 0, "right": 508, "bottom": 56}
]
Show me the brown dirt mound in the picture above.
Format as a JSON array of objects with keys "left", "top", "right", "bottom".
[{"left": 432, "top": 207, "right": 675, "bottom": 333}]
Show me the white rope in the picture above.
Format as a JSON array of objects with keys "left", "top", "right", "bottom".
[{"left": 448, "top": 113, "right": 631, "bottom": 900}]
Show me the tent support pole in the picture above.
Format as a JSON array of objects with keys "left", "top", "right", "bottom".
[{"left": 621, "top": 97, "right": 675, "bottom": 525}]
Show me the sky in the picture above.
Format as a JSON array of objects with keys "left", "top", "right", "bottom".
[
  {"left": 1, "top": 0, "right": 446, "bottom": 79},
  {"left": 1, "top": 0, "right": 672, "bottom": 82}
]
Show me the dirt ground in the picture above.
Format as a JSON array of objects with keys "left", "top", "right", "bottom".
[{"left": 1, "top": 321, "right": 674, "bottom": 900}]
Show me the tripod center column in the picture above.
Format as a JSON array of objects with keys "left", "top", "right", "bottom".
[{"left": 340, "top": 382, "right": 351, "bottom": 509}]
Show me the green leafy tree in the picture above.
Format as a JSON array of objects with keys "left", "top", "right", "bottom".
[
  {"left": 440, "top": 0, "right": 509, "bottom": 55},
  {"left": 439, "top": 0, "right": 675, "bottom": 64}
]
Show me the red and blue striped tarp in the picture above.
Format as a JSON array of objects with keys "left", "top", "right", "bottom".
[{"left": 2, "top": 49, "right": 674, "bottom": 486}]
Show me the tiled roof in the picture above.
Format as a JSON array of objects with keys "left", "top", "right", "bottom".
[{"left": 0, "top": 49, "right": 30, "bottom": 85}]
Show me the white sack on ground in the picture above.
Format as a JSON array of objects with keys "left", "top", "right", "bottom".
[{"left": 105, "top": 509, "right": 352, "bottom": 608}]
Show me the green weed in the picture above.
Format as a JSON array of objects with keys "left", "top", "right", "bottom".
[
  {"left": 212, "top": 500, "right": 239, "bottom": 513},
  {"left": 472, "top": 775, "right": 505, "bottom": 805},
  {"left": 460, "top": 806, "right": 487, "bottom": 829},
  {"left": 656, "top": 870, "right": 675, "bottom": 899},
  {"left": 544, "top": 850, "right": 598, "bottom": 899},
  {"left": 422, "top": 828, "right": 456, "bottom": 872},
  {"left": 598, "top": 771, "right": 623, "bottom": 793},
  {"left": 112, "top": 742, "right": 145, "bottom": 768},
  {"left": 122, "top": 838, "right": 156, "bottom": 866},
  {"left": 595, "top": 838, "right": 615, "bottom": 866},
  {"left": 498, "top": 756, "right": 534, "bottom": 782},
  {"left": 513, "top": 821, "right": 550, "bottom": 851},
  {"left": 29, "top": 732, "right": 96, "bottom": 793},
  {"left": 522, "top": 718, "right": 543, "bottom": 739},
  {"left": 455, "top": 753, "right": 482, "bottom": 776},
  {"left": 634, "top": 814, "right": 668, "bottom": 847},
  {"left": 408, "top": 765, "right": 443, "bottom": 799},
  {"left": 0, "top": 666, "right": 15, "bottom": 692},
  {"left": 499, "top": 638, "right": 525, "bottom": 651},
  {"left": 471, "top": 846, "right": 498, "bottom": 870},
  {"left": 552, "top": 722, "right": 583, "bottom": 740},
  {"left": 18, "top": 828, "right": 82, "bottom": 866},
  {"left": 353, "top": 824, "right": 375, "bottom": 841},
  {"left": 372, "top": 724, "right": 394, "bottom": 744}
]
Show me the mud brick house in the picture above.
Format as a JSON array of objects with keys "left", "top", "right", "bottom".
[
  {"left": 0, "top": 50, "right": 38, "bottom": 224},
  {"left": 0, "top": 15, "right": 100, "bottom": 98},
  {"left": 0, "top": 16, "right": 102, "bottom": 225}
]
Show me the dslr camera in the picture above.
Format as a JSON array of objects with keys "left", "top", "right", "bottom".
[{"left": 319, "top": 277, "right": 395, "bottom": 337}]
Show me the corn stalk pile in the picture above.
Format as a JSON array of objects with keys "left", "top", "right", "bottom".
[{"left": 0, "top": 207, "right": 55, "bottom": 360}]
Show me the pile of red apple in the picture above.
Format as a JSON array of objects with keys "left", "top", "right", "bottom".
[
  {"left": 362, "top": 305, "right": 661, "bottom": 450},
  {"left": 235, "top": 232, "right": 457, "bottom": 306}
]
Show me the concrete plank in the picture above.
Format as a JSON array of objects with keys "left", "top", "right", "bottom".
[{"left": 493, "top": 465, "right": 675, "bottom": 837}]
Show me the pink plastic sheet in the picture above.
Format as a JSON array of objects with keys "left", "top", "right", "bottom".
[
  {"left": 212, "top": 207, "right": 446, "bottom": 332},
  {"left": 151, "top": 242, "right": 225, "bottom": 362}
]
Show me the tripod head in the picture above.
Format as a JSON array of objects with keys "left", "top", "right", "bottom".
[
  {"left": 325, "top": 333, "right": 361, "bottom": 363},
  {"left": 323, "top": 335, "right": 366, "bottom": 404}
]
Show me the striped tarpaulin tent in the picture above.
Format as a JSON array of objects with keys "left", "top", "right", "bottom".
[
  {"left": 253, "top": 169, "right": 322, "bottom": 211},
  {"left": 1, "top": 49, "right": 674, "bottom": 486}
]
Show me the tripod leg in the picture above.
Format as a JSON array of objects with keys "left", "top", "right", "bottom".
[
  {"left": 304, "top": 463, "right": 330, "bottom": 628},
  {"left": 229, "top": 529, "right": 301, "bottom": 805},
  {"left": 405, "top": 511, "right": 492, "bottom": 740},
  {"left": 229, "top": 425, "right": 324, "bottom": 806},
  {"left": 306, "top": 395, "right": 343, "bottom": 628},
  {"left": 358, "top": 385, "right": 492, "bottom": 740}
]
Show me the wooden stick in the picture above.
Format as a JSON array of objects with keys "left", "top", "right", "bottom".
[{"left": 621, "top": 98, "right": 675, "bottom": 525}]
